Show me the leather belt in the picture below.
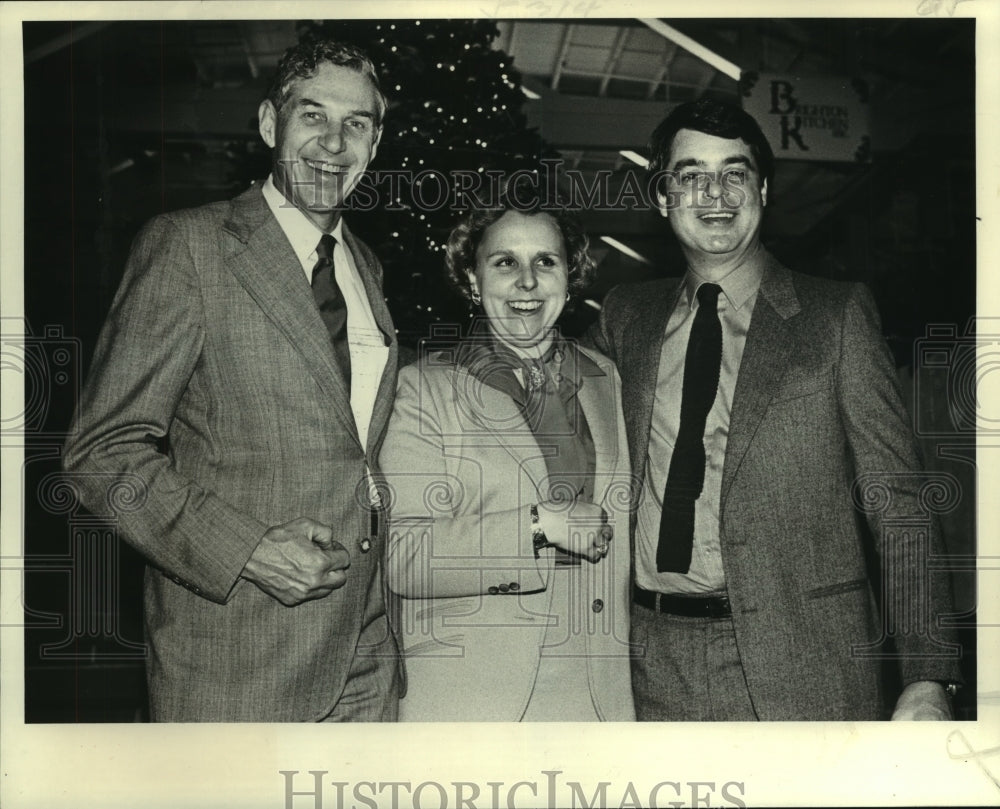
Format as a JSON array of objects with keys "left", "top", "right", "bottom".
[{"left": 633, "top": 586, "right": 732, "bottom": 619}]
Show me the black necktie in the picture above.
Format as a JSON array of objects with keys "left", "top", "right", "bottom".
[
  {"left": 311, "top": 233, "right": 351, "bottom": 388},
  {"left": 656, "top": 282, "right": 723, "bottom": 573}
]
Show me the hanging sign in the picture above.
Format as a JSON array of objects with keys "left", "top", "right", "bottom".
[{"left": 740, "top": 72, "right": 871, "bottom": 163}]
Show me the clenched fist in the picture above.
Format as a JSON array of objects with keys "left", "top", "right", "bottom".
[{"left": 241, "top": 517, "right": 351, "bottom": 606}]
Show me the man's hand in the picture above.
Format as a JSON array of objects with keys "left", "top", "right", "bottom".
[
  {"left": 536, "top": 500, "right": 613, "bottom": 564},
  {"left": 891, "top": 680, "right": 953, "bottom": 721},
  {"left": 241, "top": 518, "right": 351, "bottom": 606}
]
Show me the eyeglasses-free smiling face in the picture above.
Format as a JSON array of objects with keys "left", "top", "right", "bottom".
[
  {"left": 258, "top": 61, "right": 382, "bottom": 232},
  {"left": 469, "top": 210, "right": 570, "bottom": 357},
  {"left": 656, "top": 128, "right": 767, "bottom": 269}
]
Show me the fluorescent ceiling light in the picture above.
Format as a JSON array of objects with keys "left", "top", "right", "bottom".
[
  {"left": 619, "top": 150, "right": 649, "bottom": 168},
  {"left": 109, "top": 158, "right": 135, "bottom": 175},
  {"left": 582, "top": 299, "right": 602, "bottom": 311},
  {"left": 600, "top": 236, "right": 651, "bottom": 265},
  {"left": 639, "top": 18, "right": 742, "bottom": 81},
  {"left": 521, "top": 85, "right": 541, "bottom": 100}
]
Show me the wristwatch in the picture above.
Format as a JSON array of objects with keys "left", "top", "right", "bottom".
[{"left": 530, "top": 504, "right": 553, "bottom": 557}]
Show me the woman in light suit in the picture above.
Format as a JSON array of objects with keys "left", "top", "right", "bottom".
[{"left": 379, "top": 190, "right": 634, "bottom": 721}]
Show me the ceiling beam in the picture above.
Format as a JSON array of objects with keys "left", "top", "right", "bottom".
[
  {"left": 557, "top": 67, "right": 715, "bottom": 92},
  {"left": 186, "top": 25, "right": 211, "bottom": 84},
  {"left": 495, "top": 20, "right": 514, "bottom": 53},
  {"left": 535, "top": 91, "right": 676, "bottom": 150},
  {"left": 25, "top": 21, "right": 111, "bottom": 64},
  {"left": 551, "top": 23, "right": 575, "bottom": 90},
  {"left": 647, "top": 42, "right": 678, "bottom": 100},
  {"left": 239, "top": 23, "right": 260, "bottom": 80},
  {"left": 507, "top": 22, "right": 519, "bottom": 55},
  {"left": 599, "top": 28, "right": 632, "bottom": 97},
  {"left": 639, "top": 18, "right": 742, "bottom": 81}
]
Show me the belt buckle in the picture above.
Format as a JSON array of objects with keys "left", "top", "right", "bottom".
[{"left": 704, "top": 594, "right": 730, "bottom": 619}]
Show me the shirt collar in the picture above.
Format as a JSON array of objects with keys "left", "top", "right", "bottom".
[
  {"left": 262, "top": 174, "right": 344, "bottom": 269},
  {"left": 681, "top": 247, "right": 766, "bottom": 312}
]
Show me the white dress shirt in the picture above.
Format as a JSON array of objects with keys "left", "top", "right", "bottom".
[
  {"left": 635, "top": 254, "right": 764, "bottom": 595},
  {"left": 261, "top": 175, "right": 389, "bottom": 460}
]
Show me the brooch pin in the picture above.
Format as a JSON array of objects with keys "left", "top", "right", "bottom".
[{"left": 526, "top": 364, "right": 546, "bottom": 391}]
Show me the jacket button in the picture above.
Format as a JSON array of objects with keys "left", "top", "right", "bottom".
[
  {"left": 488, "top": 586, "right": 499, "bottom": 595},
  {"left": 592, "top": 599, "right": 604, "bottom": 613},
  {"left": 499, "top": 583, "right": 510, "bottom": 593}
]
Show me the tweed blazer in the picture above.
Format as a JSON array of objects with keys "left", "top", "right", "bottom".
[
  {"left": 379, "top": 344, "right": 635, "bottom": 721},
  {"left": 590, "top": 253, "right": 961, "bottom": 720},
  {"left": 63, "top": 183, "right": 400, "bottom": 721}
]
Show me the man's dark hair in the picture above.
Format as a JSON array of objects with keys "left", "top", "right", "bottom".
[
  {"left": 266, "top": 39, "right": 388, "bottom": 126},
  {"left": 647, "top": 98, "right": 774, "bottom": 190}
]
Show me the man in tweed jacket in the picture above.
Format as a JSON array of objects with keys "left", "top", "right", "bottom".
[
  {"left": 588, "top": 99, "right": 961, "bottom": 721},
  {"left": 63, "top": 40, "right": 401, "bottom": 721}
]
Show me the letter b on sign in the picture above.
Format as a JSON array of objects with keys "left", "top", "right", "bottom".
[{"left": 769, "top": 80, "right": 797, "bottom": 114}]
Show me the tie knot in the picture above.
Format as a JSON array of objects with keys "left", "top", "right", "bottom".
[
  {"left": 696, "top": 283, "right": 722, "bottom": 307},
  {"left": 316, "top": 233, "right": 337, "bottom": 262}
]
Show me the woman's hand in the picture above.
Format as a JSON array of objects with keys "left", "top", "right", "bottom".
[{"left": 536, "top": 499, "right": 613, "bottom": 563}]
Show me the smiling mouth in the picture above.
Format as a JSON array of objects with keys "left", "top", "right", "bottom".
[
  {"left": 507, "top": 300, "right": 544, "bottom": 313},
  {"left": 304, "top": 159, "right": 348, "bottom": 175},
  {"left": 698, "top": 211, "right": 736, "bottom": 223}
]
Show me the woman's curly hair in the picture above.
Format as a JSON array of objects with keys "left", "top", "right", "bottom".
[{"left": 444, "top": 181, "right": 596, "bottom": 308}]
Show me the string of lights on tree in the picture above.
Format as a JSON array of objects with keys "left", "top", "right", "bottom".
[{"left": 297, "top": 19, "right": 558, "bottom": 347}]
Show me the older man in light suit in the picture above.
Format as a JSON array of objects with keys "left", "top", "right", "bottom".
[
  {"left": 63, "top": 40, "right": 401, "bottom": 721},
  {"left": 588, "top": 98, "right": 962, "bottom": 721}
]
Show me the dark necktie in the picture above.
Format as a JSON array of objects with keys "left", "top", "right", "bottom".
[
  {"left": 311, "top": 233, "right": 351, "bottom": 388},
  {"left": 656, "top": 282, "right": 723, "bottom": 573}
]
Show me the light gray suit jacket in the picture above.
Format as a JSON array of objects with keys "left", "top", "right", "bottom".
[
  {"left": 63, "top": 184, "right": 400, "bottom": 721},
  {"left": 589, "top": 253, "right": 961, "bottom": 720},
  {"left": 380, "top": 345, "right": 635, "bottom": 721}
]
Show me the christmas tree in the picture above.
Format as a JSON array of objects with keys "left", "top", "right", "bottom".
[{"left": 295, "top": 19, "right": 557, "bottom": 348}]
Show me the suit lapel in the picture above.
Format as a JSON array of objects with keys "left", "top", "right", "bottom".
[
  {"left": 343, "top": 222, "right": 394, "bottom": 344},
  {"left": 222, "top": 185, "right": 359, "bottom": 443},
  {"left": 342, "top": 222, "right": 399, "bottom": 457},
  {"left": 575, "top": 356, "right": 618, "bottom": 503},
  {"left": 455, "top": 366, "right": 550, "bottom": 493},
  {"left": 620, "top": 281, "right": 682, "bottom": 486},
  {"left": 721, "top": 258, "right": 801, "bottom": 504}
]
